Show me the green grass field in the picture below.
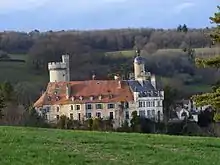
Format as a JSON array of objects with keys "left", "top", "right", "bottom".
[
  {"left": 105, "top": 47, "right": 220, "bottom": 58},
  {"left": 0, "top": 126, "right": 220, "bottom": 165}
]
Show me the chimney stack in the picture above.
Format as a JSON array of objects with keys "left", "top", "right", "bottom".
[
  {"left": 66, "top": 83, "right": 71, "bottom": 99},
  {"left": 151, "top": 74, "right": 156, "bottom": 89},
  {"left": 92, "top": 74, "right": 96, "bottom": 80},
  {"left": 118, "top": 80, "right": 122, "bottom": 89}
]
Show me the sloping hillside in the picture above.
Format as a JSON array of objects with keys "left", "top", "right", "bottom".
[{"left": 0, "top": 126, "right": 220, "bottom": 165}]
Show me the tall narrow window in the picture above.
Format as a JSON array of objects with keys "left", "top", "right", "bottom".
[
  {"left": 70, "top": 113, "right": 73, "bottom": 120},
  {"left": 152, "top": 110, "right": 155, "bottom": 117},
  {"left": 109, "top": 112, "right": 114, "bottom": 120},
  {"left": 152, "top": 101, "right": 155, "bottom": 107},
  {"left": 139, "top": 101, "right": 143, "bottom": 107},
  {"left": 70, "top": 105, "right": 74, "bottom": 110},
  {"left": 87, "top": 113, "right": 92, "bottom": 118},
  {"left": 75, "top": 105, "right": 80, "bottom": 110},
  {"left": 96, "top": 104, "right": 103, "bottom": 109},
  {"left": 96, "top": 112, "right": 101, "bottom": 118},
  {"left": 78, "top": 113, "right": 81, "bottom": 120},
  {"left": 125, "top": 111, "right": 129, "bottom": 119},
  {"left": 56, "top": 115, "right": 60, "bottom": 120},
  {"left": 107, "top": 104, "right": 115, "bottom": 109},
  {"left": 56, "top": 107, "right": 59, "bottom": 112},
  {"left": 147, "top": 110, "right": 150, "bottom": 117},
  {"left": 139, "top": 110, "right": 145, "bottom": 118}
]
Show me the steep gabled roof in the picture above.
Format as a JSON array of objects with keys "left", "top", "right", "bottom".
[{"left": 34, "top": 80, "right": 133, "bottom": 107}]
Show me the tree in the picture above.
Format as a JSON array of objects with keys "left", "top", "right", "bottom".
[
  {"left": 182, "top": 24, "right": 188, "bottom": 33},
  {"left": 163, "top": 85, "right": 179, "bottom": 132},
  {"left": 177, "top": 25, "right": 182, "bottom": 32},
  {"left": 143, "top": 42, "right": 158, "bottom": 54},
  {"left": 192, "top": 6, "right": 220, "bottom": 121},
  {"left": 0, "top": 96, "right": 5, "bottom": 120},
  {"left": 0, "top": 81, "right": 14, "bottom": 101},
  {"left": 130, "top": 111, "right": 141, "bottom": 132}
]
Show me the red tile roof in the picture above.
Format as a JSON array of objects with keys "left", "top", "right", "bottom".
[{"left": 34, "top": 80, "right": 133, "bottom": 107}]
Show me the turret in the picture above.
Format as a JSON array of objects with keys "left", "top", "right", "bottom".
[
  {"left": 133, "top": 49, "right": 146, "bottom": 81},
  {"left": 48, "top": 54, "right": 70, "bottom": 82},
  {"left": 62, "top": 54, "right": 70, "bottom": 81}
]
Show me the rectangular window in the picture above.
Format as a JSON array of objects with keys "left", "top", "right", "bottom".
[
  {"left": 147, "top": 110, "right": 151, "bottom": 117},
  {"left": 157, "top": 101, "right": 160, "bottom": 107},
  {"left": 107, "top": 103, "right": 115, "bottom": 109},
  {"left": 70, "top": 113, "right": 73, "bottom": 120},
  {"left": 56, "top": 115, "right": 60, "bottom": 120},
  {"left": 78, "top": 113, "right": 81, "bottom": 120},
  {"left": 70, "top": 105, "right": 74, "bottom": 110},
  {"left": 139, "top": 101, "right": 143, "bottom": 107},
  {"left": 152, "top": 101, "right": 155, "bottom": 107},
  {"left": 56, "top": 107, "right": 60, "bottom": 112},
  {"left": 139, "top": 110, "right": 145, "bottom": 118},
  {"left": 75, "top": 105, "right": 80, "bottom": 110},
  {"left": 96, "top": 112, "right": 101, "bottom": 118},
  {"left": 125, "top": 102, "right": 129, "bottom": 108},
  {"left": 143, "top": 102, "right": 146, "bottom": 107},
  {"left": 86, "top": 113, "right": 92, "bottom": 118},
  {"left": 125, "top": 111, "right": 129, "bottom": 119},
  {"left": 86, "top": 104, "right": 92, "bottom": 110},
  {"left": 152, "top": 110, "right": 156, "bottom": 117},
  {"left": 96, "top": 104, "right": 103, "bottom": 109},
  {"left": 146, "top": 102, "right": 150, "bottom": 107},
  {"left": 109, "top": 112, "right": 114, "bottom": 120}
]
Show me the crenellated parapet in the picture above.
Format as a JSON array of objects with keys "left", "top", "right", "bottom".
[{"left": 48, "top": 62, "right": 67, "bottom": 70}]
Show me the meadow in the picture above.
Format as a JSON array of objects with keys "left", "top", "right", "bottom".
[
  {"left": 0, "top": 126, "right": 220, "bottom": 165},
  {"left": 105, "top": 47, "right": 220, "bottom": 58}
]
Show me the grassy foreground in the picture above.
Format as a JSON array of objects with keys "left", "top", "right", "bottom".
[{"left": 0, "top": 127, "right": 220, "bottom": 165}]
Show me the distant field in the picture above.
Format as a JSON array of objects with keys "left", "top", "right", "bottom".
[
  {"left": 0, "top": 54, "right": 47, "bottom": 84},
  {"left": 105, "top": 47, "right": 220, "bottom": 58},
  {"left": 9, "top": 54, "right": 27, "bottom": 60},
  {"left": 0, "top": 126, "right": 220, "bottom": 165}
]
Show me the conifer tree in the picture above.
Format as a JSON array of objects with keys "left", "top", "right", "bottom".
[{"left": 192, "top": 6, "right": 220, "bottom": 121}]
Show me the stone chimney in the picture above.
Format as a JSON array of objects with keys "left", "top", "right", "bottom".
[
  {"left": 151, "top": 74, "right": 156, "bottom": 89},
  {"left": 66, "top": 83, "right": 71, "bottom": 99},
  {"left": 118, "top": 80, "right": 122, "bottom": 89},
  {"left": 92, "top": 74, "right": 96, "bottom": 80}
]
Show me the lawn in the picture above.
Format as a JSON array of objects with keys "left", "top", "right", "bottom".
[
  {"left": 105, "top": 47, "right": 220, "bottom": 58},
  {"left": 0, "top": 126, "right": 220, "bottom": 165}
]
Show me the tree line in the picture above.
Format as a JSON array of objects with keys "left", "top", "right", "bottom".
[{"left": 0, "top": 27, "right": 213, "bottom": 54}]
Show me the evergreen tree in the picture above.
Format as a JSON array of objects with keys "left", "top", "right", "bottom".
[
  {"left": 182, "top": 24, "right": 188, "bottom": 33},
  {"left": 192, "top": 6, "right": 220, "bottom": 121},
  {"left": 0, "top": 96, "right": 5, "bottom": 119}
]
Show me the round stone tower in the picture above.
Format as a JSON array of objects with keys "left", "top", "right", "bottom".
[
  {"left": 134, "top": 50, "right": 145, "bottom": 80},
  {"left": 48, "top": 54, "right": 70, "bottom": 82}
]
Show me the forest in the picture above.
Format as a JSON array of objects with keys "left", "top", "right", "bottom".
[{"left": 0, "top": 25, "right": 219, "bottom": 106}]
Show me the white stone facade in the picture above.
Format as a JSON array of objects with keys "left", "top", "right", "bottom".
[{"left": 48, "top": 55, "right": 70, "bottom": 82}]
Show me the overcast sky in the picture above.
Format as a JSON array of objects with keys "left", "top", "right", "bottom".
[{"left": 0, "top": 0, "right": 218, "bottom": 31}]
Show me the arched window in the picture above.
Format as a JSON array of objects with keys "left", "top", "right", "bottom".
[{"left": 56, "top": 107, "right": 60, "bottom": 112}]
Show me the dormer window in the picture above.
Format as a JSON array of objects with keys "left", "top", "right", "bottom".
[
  {"left": 71, "top": 96, "right": 75, "bottom": 101},
  {"left": 55, "top": 96, "right": 60, "bottom": 101},
  {"left": 109, "top": 94, "right": 113, "bottom": 99},
  {"left": 79, "top": 96, "right": 83, "bottom": 101}
]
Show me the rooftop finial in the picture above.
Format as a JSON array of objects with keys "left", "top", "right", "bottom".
[{"left": 136, "top": 49, "right": 140, "bottom": 56}]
